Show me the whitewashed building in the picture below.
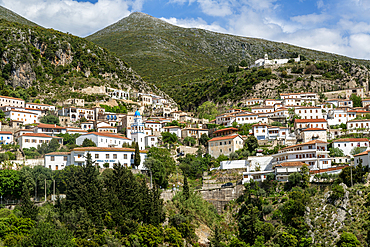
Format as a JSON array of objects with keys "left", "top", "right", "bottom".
[
  {"left": 332, "top": 138, "right": 369, "bottom": 157},
  {"left": 76, "top": 132, "right": 131, "bottom": 148},
  {"left": 17, "top": 133, "right": 63, "bottom": 149},
  {"left": 5, "top": 110, "right": 39, "bottom": 124},
  {"left": 44, "top": 152, "right": 71, "bottom": 170},
  {"left": 0, "top": 131, "right": 13, "bottom": 144}
]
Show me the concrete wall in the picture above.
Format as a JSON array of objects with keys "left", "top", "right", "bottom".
[
  {"left": 220, "top": 160, "right": 248, "bottom": 169},
  {"left": 200, "top": 185, "right": 245, "bottom": 213}
]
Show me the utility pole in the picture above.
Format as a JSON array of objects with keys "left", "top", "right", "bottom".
[{"left": 44, "top": 179, "right": 46, "bottom": 202}]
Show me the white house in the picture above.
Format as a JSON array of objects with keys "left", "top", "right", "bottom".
[
  {"left": 0, "top": 95, "right": 25, "bottom": 108},
  {"left": 0, "top": 131, "right": 13, "bottom": 145},
  {"left": 253, "top": 54, "right": 300, "bottom": 67},
  {"left": 26, "top": 102, "right": 56, "bottom": 111},
  {"left": 326, "top": 99, "right": 353, "bottom": 108},
  {"left": 326, "top": 108, "right": 349, "bottom": 126},
  {"left": 34, "top": 123, "right": 67, "bottom": 136},
  {"left": 245, "top": 98, "right": 264, "bottom": 106},
  {"left": 347, "top": 119, "right": 370, "bottom": 133},
  {"left": 17, "top": 133, "right": 63, "bottom": 149},
  {"left": 58, "top": 107, "right": 95, "bottom": 122},
  {"left": 294, "top": 119, "right": 328, "bottom": 134},
  {"left": 44, "top": 152, "right": 71, "bottom": 170},
  {"left": 252, "top": 123, "right": 289, "bottom": 141},
  {"left": 80, "top": 122, "right": 94, "bottom": 131},
  {"left": 70, "top": 147, "right": 148, "bottom": 169},
  {"left": 273, "top": 140, "right": 331, "bottom": 171},
  {"left": 181, "top": 128, "right": 209, "bottom": 139},
  {"left": 274, "top": 161, "right": 308, "bottom": 182},
  {"left": 294, "top": 107, "right": 323, "bottom": 120},
  {"left": 145, "top": 135, "right": 158, "bottom": 148},
  {"left": 251, "top": 106, "right": 274, "bottom": 114},
  {"left": 162, "top": 126, "right": 182, "bottom": 138},
  {"left": 5, "top": 110, "right": 39, "bottom": 124},
  {"left": 354, "top": 150, "right": 370, "bottom": 167},
  {"left": 332, "top": 138, "right": 369, "bottom": 157},
  {"left": 76, "top": 132, "right": 131, "bottom": 148}
]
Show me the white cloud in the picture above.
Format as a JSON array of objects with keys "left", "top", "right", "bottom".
[
  {"left": 290, "top": 13, "right": 330, "bottom": 25},
  {"left": 0, "top": 0, "right": 143, "bottom": 36},
  {"left": 160, "top": 16, "right": 227, "bottom": 33}
]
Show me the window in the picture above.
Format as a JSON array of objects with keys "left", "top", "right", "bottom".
[
  {"left": 32, "top": 139, "right": 36, "bottom": 143},
  {"left": 64, "top": 156, "right": 68, "bottom": 161},
  {"left": 25, "top": 139, "right": 29, "bottom": 143},
  {"left": 124, "top": 154, "right": 127, "bottom": 159},
  {"left": 113, "top": 154, "right": 117, "bottom": 159},
  {"left": 106, "top": 154, "right": 109, "bottom": 159},
  {"left": 78, "top": 154, "right": 82, "bottom": 158},
  {"left": 51, "top": 156, "right": 55, "bottom": 161},
  {"left": 95, "top": 154, "right": 99, "bottom": 159}
]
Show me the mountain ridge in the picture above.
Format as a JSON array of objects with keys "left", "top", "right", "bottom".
[{"left": 0, "top": 5, "right": 38, "bottom": 27}]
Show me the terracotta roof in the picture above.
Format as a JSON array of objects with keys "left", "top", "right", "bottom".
[
  {"left": 84, "top": 132, "right": 130, "bottom": 139},
  {"left": 183, "top": 128, "right": 208, "bottom": 131},
  {"left": 275, "top": 161, "right": 308, "bottom": 167},
  {"left": 97, "top": 126, "right": 117, "bottom": 129},
  {"left": 45, "top": 152, "right": 70, "bottom": 155},
  {"left": 67, "top": 129, "right": 88, "bottom": 132},
  {"left": 348, "top": 110, "right": 370, "bottom": 113},
  {"left": 37, "top": 123, "right": 66, "bottom": 129},
  {"left": 208, "top": 134, "right": 240, "bottom": 142},
  {"left": 252, "top": 123, "right": 268, "bottom": 127},
  {"left": 280, "top": 140, "right": 328, "bottom": 151},
  {"left": 295, "top": 119, "right": 327, "bottom": 123},
  {"left": 8, "top": 110, "right": 36, "bottom": 114},
  {"left": 24, "top": 108, "right": 43, "bottom": 111},
  {"left": 354, "top": 150, "right": 370, "bottom": 156},
  {"left": 162, "top": 126, "right": 181, "bottom": 129},
  {"left": 0, "top": 131, "right": 12, "bottom": 134},
  {"left": 302, "top": 128, "right": 326, "bottom": 131},
  {"left": 145, "top": 121, "right": 161, "bottom": 124},
  {"left": 73, "top": 147, "right": 147, "bottom": 153},
  {"left": 333, "top": 138, "right": 369, "bottom": 143},
  {"left": 19, "top": 133, "right": 52, "bottom": 138},
  {"left": 0, "top": 95, "right": 24, "bottom": 101},
  {"left": 26, "top": 103, "right": 53, "bottom": 106},
  {"left": 236, "top": 113, "right": 257, "bottom": 117},
  {"left": 212, "top": 127, "right": 238, "bottom": 134}
]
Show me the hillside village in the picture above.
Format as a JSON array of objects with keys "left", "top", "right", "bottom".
[{"left": 0, "top": 53, "right": 370, "bottom": 188}]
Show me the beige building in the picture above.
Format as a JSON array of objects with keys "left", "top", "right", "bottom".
[
  {"left": 208, "top": 134, "right": 244, "bottom": 158},
  {"left": 181, "top": 128, "right": 209, "bottom": 139},
  {"left": 122, "top": 113, "right": 135, "bottom": 130},
  {"left": 301, "top": 128, "right": 327, "bottom": 143}
]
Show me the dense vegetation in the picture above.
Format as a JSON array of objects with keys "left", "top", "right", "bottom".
[{"left": 0, "top": 17, "right": 164, "bottom": 105}]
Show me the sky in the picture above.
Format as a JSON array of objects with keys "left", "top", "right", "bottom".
[{"left": 1, "top": 0, "right": 370, "bottom": 60}]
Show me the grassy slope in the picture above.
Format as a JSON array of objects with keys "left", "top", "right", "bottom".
[
  {"left": 87, "top": 12, "right": 370, "bottom": 110},
  {"left": 0, "top": 5, "right": 38, "bottom": 26}
]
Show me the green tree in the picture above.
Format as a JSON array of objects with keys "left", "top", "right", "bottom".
[
  {"left": 183, "top": 175, "right": 190, "bottom": 200},
  {"left": 199, "top": 133, "right": 210, "bottom": 147},
  {"left": 197, "top": 101, "right": 218, "bottom": 121},
  {"left": 20, "top": 186, "right": 38, "bottom": 221},
  {"left": 330, "top": 147, "right": 345, "bottom": 157},
  {"left": 350, "top": 147, "right": 367, "bottom": 156},
  {"left": 350, "top": 94, "right": 363, "bottom": 107},
  {"left": 40, "top": 113, "right": 60, "bottom": 125},
  {"left": 277, "top": 232, "right": 298, "bottom": 247},
  {"left": 183, "top": 136, "right": 196, "bottom": 146},
  {"left": 336, "top": 232, "right": 361, "bottom": 247},
  {"left": 82, "top": 138, "right": 97, "bottom": 147},
  {"left": 134, "top": 142, "right": 141, "bottom": 169},
  {"left": 0, "top": 110, "right": 5, "bottom": 119},
  {"left": 300, "top": 165, "right": 310, "bottom": 188},
  {"left": 0, "top": 169, "right": 22, "bottom": 198},
  {"left": 161, "top": 132, "right": 178, "bottom": 144},
  {"left": 47, "top": 138, "right": 60, "bottom": 153},
  {"left": 20, "top": 222, "right": 75, "bottom": 247},
  {"left": 245, "top": 135, "right": 258, "bottom": 153}
]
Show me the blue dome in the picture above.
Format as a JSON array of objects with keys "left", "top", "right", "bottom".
[{"left": 134, "top": 110, "right": 141, "bottom": 117}]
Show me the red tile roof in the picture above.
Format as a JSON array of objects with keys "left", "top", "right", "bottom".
[
  {"left": 280, "top": 140, "right": 328, "bottom": 151},
  {"left": 0, "top": 131, "right": 12, "bottom": 134},
  {"left": 73, "top": 147, "right": 147, "bottom": 153},
  {"left": 275, "top": 161, "right": 308, "bottom": 167},
  {"left": 295, "top": 119, "right": 327, "bottom": 123},
  {"left": 354, "top": 150, "right": 370, "bottom": 156},
  {"left": 20, "top": 133, "right": 52, "bottom": 138},
  {"left": 302, "top": 128, "right": 326, "bottom": 131},
  {"left": 208, "top": 134, "right": 240, "bottom": 142},
  {"left": 212, "top": 127, "right": 238, "bottom": 134},
  {"left": 37, "top": 123, "right": 66, "bottom": 129},
  {"left": 0, "top": 95, "right": 24, "bottom": 101},
  {"left": 333, "top": 138, "right": 369, "bottom": 143},
  {"left": 45, "top": 152, "right": 71, "bottom": 155},
  {"left": 84, "top": 132, "right": 130, "bottom": 139}
]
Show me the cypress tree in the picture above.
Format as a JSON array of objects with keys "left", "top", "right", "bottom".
[
  {"left": 21, "top": 185, "right": 39, "bottom": 220},
  {"left": 134, "top": 142, "right": 141, "bottom": 169},
  {"left": 183, "top": 175, "right": 189, "bottom": 200}
]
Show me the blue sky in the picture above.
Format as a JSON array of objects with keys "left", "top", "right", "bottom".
[{"left": 1, "top": 0, "right": 370, "bottom": 59}]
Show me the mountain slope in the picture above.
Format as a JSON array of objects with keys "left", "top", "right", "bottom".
[
  {"left": 0, "top": 5, "right": 38, "bottom": 26},
  {"left": 0, "top": 17, "right": 171, "bottom": 105},
  {"left": 87, "top": 12, "right": 370, "bottom": 110}
]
